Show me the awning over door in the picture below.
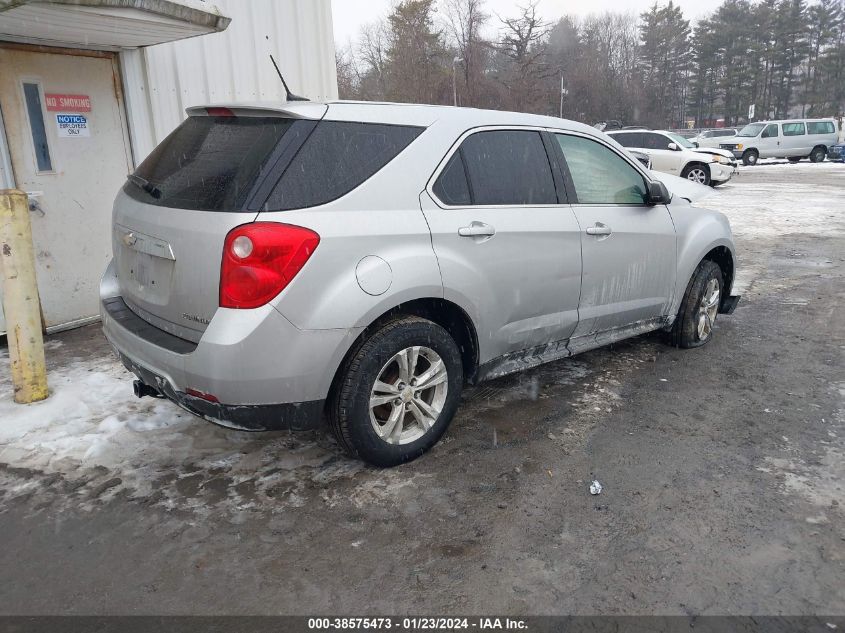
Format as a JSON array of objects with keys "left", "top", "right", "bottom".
[{"left": 0, "top": 0, "right": 230, "bottom": 50}]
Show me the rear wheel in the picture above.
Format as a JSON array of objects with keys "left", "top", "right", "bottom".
[
  {"left": 810, "top": 146, "right": 826, "bottom": 163},
  {"left": 671, "top": 260, "right": 723, "bottom": 349},
  {"left": 788, "top": 156, "right": 802, "bottom": 164},
  {"left": 742, "top": 149, "right": 759, "bottom": 166},
  {"left": 328, "top": 316, "right": 463, "bottom": 467},
  {"left": 682, "top": 163, "right": 711, "bottom": 185}
]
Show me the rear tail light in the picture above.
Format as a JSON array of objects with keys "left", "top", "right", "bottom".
[
  {"left": 220, "top": 222, "right": 319, "bottom": 309},
  {"left": 206, "top": 107, "right": 235, "bottom": 117}
]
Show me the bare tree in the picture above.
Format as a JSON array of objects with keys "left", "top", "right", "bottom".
[
  {"left": 335, "top": 42, "right": 359, "bottom": 99},
  {"left": 358, "top": 19, "right": 390, "bottom": 100},
  {"left": 492, "top": 3, "right": 553, "bottom": 111},
  {"left": 443, "top": 0, "right": 490, "bottom": 106}
]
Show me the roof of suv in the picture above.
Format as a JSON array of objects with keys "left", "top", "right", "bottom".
[{"left": 188, "top": 100, "right": 603, "bottom": 137}]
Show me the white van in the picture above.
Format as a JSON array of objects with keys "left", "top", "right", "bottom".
[{"left": 719, "top": 119, "right": 837, "bottom": 165}]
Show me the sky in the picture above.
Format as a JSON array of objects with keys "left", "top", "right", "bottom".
[{"left": 330, "top": 0, "right": 726, "bottom": 47}]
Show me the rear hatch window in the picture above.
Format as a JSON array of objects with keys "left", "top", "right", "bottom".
[
  {"left": 124, "top": 116, "right": 296, "bottom": 212},
  {"left": 124, "top": 116, "right": 423, "bottom": 213}
]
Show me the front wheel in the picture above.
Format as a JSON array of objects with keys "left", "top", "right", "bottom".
[
  {"left": 742, "top": 149, "right": 759, "bottom": 166},
  {"left": 809, "top": 146, "right": 826, "bottom": 163},
  {"left": 671, "top": 260, "right": 723, "bottom": 349},
  {"left": 328, "top": 316, "right": 464, "bottom": 467},
  {"left": 682, "top": 163, "right": 711, "bottom": 185}
]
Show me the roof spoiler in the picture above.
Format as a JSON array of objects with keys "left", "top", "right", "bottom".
[{"left": 185, "top": 103, "right": 328, "bottom": 120}]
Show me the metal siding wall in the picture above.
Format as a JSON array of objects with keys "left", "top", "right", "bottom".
[{"left": 141, "top": 0, "right": 336, "bottom": 151}]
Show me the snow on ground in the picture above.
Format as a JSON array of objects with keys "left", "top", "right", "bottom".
[{"left": 706, "top": 162, "right": 845, "bottom": 239}]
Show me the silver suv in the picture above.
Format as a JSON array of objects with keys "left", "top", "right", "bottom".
[{"left": 101, "top": 102, "right": 740, "bottom": 466}]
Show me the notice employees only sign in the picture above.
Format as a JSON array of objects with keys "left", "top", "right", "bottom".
[{"left": 45, "top": 94, "right": 92, "bottom": 138}]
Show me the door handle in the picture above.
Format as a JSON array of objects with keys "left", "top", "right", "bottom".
[
  {"left": 585, "top": 223, "right": 612, "bottom": 236},
  {"left": 458, "top": 222, "right": 496, "bottom": 238}
]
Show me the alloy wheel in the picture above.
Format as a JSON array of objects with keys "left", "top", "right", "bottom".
[
  {"left": 369, "top": 346, "right": 448, "bottom": 445},
  {"left": 687, "top": 168, "right": 707, "bottom": 184},
  {"left": 696, "top": 278, "right": 720, "bottom": 340}
]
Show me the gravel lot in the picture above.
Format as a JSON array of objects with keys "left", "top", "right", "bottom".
[{"left": 0, "top": 162, "right": 843, "bottom": 615}]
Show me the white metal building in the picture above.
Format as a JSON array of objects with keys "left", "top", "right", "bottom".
[{"left": 0, "top": 0, "right": 337, "bottom": 335}]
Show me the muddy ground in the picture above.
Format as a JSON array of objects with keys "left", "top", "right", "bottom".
[{"left": 0, "top": 164, "right": 843, "bottom": 615}]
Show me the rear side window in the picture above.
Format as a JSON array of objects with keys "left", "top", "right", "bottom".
[
  {"left": 265, "top": 121, "right": 422, "bottom": 211},
  {"left": 126, "top": 116, "right": 296, "bottom": 211},
  {"left": 556, "top": 134, "right": 647, "bottom": 205},
  {"left": 451, "top": 130, "right": 557, "bottom": 206},
  {"left": 782, "top": 123, "right": 806, "bottom": 136},
  {"left": 807, "top": 121, "right": 835, "bottom": 134},
  {"left": 432, "top": 152, "right": 472, "bottom": 206}
]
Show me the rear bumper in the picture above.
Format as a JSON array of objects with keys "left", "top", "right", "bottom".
[
  {"left": 118, "top": 351, "right": 323, "bottom": 431},
  {"left": 100, "top": 260, "right": 358, "bottom": 431}
]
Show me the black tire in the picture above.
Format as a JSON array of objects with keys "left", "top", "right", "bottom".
[
  {"left": 681, "top": 163, "right": 711, "bottom": 186},
  {"left": 788, "top": 156, "right": 802, "bottom": 163},
  {"left": 742, "top": 149, "right": 759, "bottom": 166},
  {"left": 809, "top": 146, "right": 826, "bottom": 163},
  {"left": 328, "top": 316, "right": 463, "bottom": 467},
  {"left": 671, "top": 260, "right": 723, "bottom": 349}
]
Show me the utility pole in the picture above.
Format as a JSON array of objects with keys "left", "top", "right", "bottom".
[
  {"left": 0, "top": 189, "right": 48, "bottom": 404},
  {"left": 559, "top": 74, "right": 568, "bottom": 119},
  {"left": 452, "top": 57, "right": 463, "bottom": 107}
]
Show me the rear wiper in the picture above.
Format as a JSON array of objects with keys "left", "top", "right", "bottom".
[{"left": 127, "top": 174, "right": 162, "bottom": 199}]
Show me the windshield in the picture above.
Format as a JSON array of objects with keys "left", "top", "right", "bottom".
[
  {"left": 667, "top": 133, "right": 695, "bottom": 149},
  {"left": 737, "top": 123, "right": 765, "bottom": 137}
]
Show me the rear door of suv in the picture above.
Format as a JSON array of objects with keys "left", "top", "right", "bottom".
[{"left": 420, "top": 127, "right": 582, "bottom": 365}]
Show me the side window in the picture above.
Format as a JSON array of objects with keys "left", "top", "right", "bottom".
[
  {"left": 265, "top": 121, "right": 422, "bottom": 211},
  {"left": 455, "top": 130, "right": 557, "bottom": 206},
  {"left": 611, "top": 132, "right": 643, "bottom": 148},
  {"left": 556, "top": 134, "right": 648, "bottom": 205},
  {"left": 761, "top": 124, "right": 779, "bottom": 138},
  {"left": 782, "top": 122, "right": 805, "bottom": 136},
  {"left": 642, "top": 133, "right": 671, "bottom": 150},
  {"left": 807, "top": 121, "right": 834, "bottom": 134},
  {"left": 432, "top": 152, "right": 471, "bottom": 206},
  {"left": 22, "top": 82, "right": 53, "bottom": 173}
]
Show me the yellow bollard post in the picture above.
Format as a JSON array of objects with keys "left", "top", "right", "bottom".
[{"left": 0, "top": 189, "right": 48, "bottom": 403}]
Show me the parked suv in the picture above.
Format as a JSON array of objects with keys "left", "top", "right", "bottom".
[
  {"left": 690, "top": 128, "right": 738, "bottom": 149},
  {"left": 101, "top": 102, "right": 740, "bottom": 467},
  {"left": 719, "top": 119, "right": 837, "bottom": 165},
  {"left": 607, "top": 129, "right": 736, "bottom": 186}
]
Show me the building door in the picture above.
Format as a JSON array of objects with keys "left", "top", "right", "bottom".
[{"left": 0, "top": 45, "right": 133, "bottom": 332}]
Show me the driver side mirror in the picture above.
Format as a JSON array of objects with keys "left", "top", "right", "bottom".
[
  {"left": 667, "top": 142, "right": 679, "bottom": 151},
  {"left": 692, "top": 141, "right": 699, "bottom": 148},
  {"left": 646, "top": 181, "right": 671, "bottom": 206}
]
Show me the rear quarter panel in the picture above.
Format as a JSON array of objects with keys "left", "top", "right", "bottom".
[{"left": 258, "top": 125, "right": 451, "bottom": 331}]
